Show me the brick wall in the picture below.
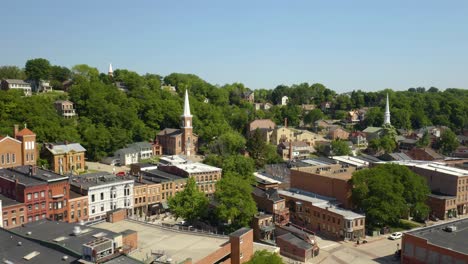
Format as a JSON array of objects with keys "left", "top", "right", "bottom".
[
  {"left": 2, "top": 203, "right": 27, "bottom": 229},
  {"left": 107, "top": 209, "right": 127, "bottom": 223}
]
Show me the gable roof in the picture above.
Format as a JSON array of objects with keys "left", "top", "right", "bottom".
[
  {"left": 45, "top": 143, "right": 86, "bottom": 155},
  {"left": 3, "top": 79, "right": 30, "bottom": 85},
  {"left": 157, "top": 128, "right": 182, "bottom": 137},
  {"left": 0, "top": 135, "right": 22, "bottom": 144},
  {"left": 15, "top": 128, "right": 35, "bottom": 136}
]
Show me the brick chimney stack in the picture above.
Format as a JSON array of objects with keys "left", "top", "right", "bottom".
[
  {"left": 14, "top": 124, "right": 19, "bottom": 137},
  {"left": 284, "top": 118, "right": 288, "bottom": 128}
]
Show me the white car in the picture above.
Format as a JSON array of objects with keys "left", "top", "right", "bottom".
[{"left": 389, "top": 232, "right": 402, "bottom": 240}]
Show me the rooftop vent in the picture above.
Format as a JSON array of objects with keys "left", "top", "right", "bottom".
[{"left": 73, "top": 226, "right": 81, "bottom": 236}]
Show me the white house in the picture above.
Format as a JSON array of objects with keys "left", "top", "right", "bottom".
[
  {"left": 1, "top": 79, "right": 32, "bottom": 96},
  {"left": 70, "top": 173, "right": 134, "bottom": 221},
  {"left": 127, "top": 142, "right": 153, "bottom": 160},
  {"left": 281, "top": 96, "right": 289, "bottom": 106},
  {"left": 114, "top": 148, "right": 139, "bottom": 165}
]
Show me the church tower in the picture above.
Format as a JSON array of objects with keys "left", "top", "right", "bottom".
[
  {"left": 108, "top": 63, "right": 113, "bottom": 78},
  {"left": 181, "top": 89, "right": 193, "bottom": 156},
  {"left": 384, "top": 93, "right": 391, "bottom": 125}
]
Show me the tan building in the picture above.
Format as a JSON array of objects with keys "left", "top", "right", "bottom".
[
  {"left": 270, "top": 126, "right": 321, "bottom": 146},
  {"left": 41, "top": 142, "right": 86, "bottom": 175},
  {"left": 0, "top": 125, "right": 37, "bottom": 168},
  {"left": 248, "top": 119, "right": 276, "bottom": 133},
  {"left": 397, "top": 161, "right": 468, "bottom": 220},
  {"left": 279, "top": 189, "right": 365, "bottom": 240},
  {"left": 54, "top": 100, "right": 76, "bottom": 118},
  {"left": 68, "top": 190, "right": 88, "bottom": 223},
  {"left": 290, "top": 164, "right": 356, "bottom": 209},
  {"left": 157, "top": 90, "right": 198, "bottom": 156},
  {"left": 328, "top": 127, "right": 350, "bottom": 140}
]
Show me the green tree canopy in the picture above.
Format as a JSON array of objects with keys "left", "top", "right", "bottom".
[
  {"left": 215, "top": 172, "right": 257, "bottom": 231},
  {"left": 246, "top": 250, "right": 284, "bottom": 264},
  {"left": 437, "top": 129, "right": 459, "bottom": 155},
  {"left": 0, "top": 66, "right": 26, "bottom": 79},
  {"left": 331, "top": 140, "right": 351, "bottom": 156},
  {"left": 168, "top": 177, "right": 209, "bottom": 222},
  {"left": 25, "top": 58, "right": 51, "bottom": 83}
]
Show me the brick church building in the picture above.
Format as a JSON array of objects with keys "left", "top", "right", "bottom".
[
  {"left": 157, "top": 90, "right": 198, "bottom": 156},
  {"left": 0, "top": 125, "right": 37, "bottom": 168}
]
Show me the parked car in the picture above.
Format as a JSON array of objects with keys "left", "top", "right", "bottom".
[
  {"left": 389, "top": 232, "right": 402, "bottom": 240},
  {"left": 429, "top": 215, "right": 439, "bottom": 222}
]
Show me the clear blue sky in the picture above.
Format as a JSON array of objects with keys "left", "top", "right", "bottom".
[{"left": 2, "top": 0, "right": 467, "bottom": 92}]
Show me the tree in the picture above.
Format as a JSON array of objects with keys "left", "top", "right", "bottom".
[
  {"left": 0, "top": 66, "right": 26, "bottom": 79},
  {"left": 246, "top": 250, "right": 284, "bottom": 264},
  {"left": 215, "top": 172, "right": 257, "bottom": 231},
  {"left": 25, "top": 58, "right": 51, "bottom": 84},
  {"left": 71, "top": 64, "right": 100, "bottom": 82},
  {"left": 209, "top": 131, "right": 246, "bottom": 156},
  {"left": 352, "top": 164, "right": 430, "bottom": 228},
  {"left": 417, "top": 132, "right": 430, "bottom": 147},
  {"left": 246, "top": 129, "right": 281, "bottom": 168},
  {"left": 303, "top": 109, "right": 324, "bottom": 126},
  {"left": 438, "top": 129, "right": 459, "bottom": 155},
  {"left": 168, "top": 177, "right": 208, "bottom": 222},
  {"left": 331, "top": 140, "right": 351, "bottom": 156},
  {"left": 221, "top": 155, "right": 255, "bottom": 182}
]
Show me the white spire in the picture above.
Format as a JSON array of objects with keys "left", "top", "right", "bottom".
[
  {"left": 108, "top": 63, "right": 113, "bottom": 75},
  {"left": 384, "top": 93, "right": 391, "bottom": 125},
  {"left": 183, "top": 89, "right": 192, "bottom": 117}
]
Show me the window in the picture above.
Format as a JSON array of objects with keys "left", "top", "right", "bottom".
[
  {"left": 91, "top": 206, "right": 95, "bottom": 214},
  {"left": 6, "top": 153, "right": 10, "bottom": 163},
  {"left": 41, "top": 202, "right": 45, "bottom": 209},
  {"left": 240, "top": 252, "right": 244, "bottom": 259},
  {"left": 100, "top": 192, "right": 104, "bottom": 200},
  {"left": 78, "top": 210, "right": 81, "bottom": 218},
  {"left": 20, "top": 216, "right": 24, "bottom": 223},
  {"left": 40, "top": 191, "right": 45, "bottom": 198},
  {"left": 48, "top": 190, "right": 52, "bottom": 198},
  {"left": 34, "top": 192, "right": 38, "bottom": 199},
  {"left": 1, "top": 154, "right": 4, "bottom": 164},
  {"left": 3, "top": 220, "right": 7, "bottom": 227},
  {"left": 26, "top": 153, "right": 29, "bottom": 161},
  {"left": 12, "top": 154, "right": 15, "bottom": 163},
  {"left": 63, "top": 187, "right": 67, "bottom": 195},
  {"left": 28, "top": 216, "right": 32, "bottom": 222},
  {"left": 91, "top": 194, "right": 95, "bottom": 202},
  {"left": 71, "top": 204, "right": 74, "bottom": 209},
  {"left": 35, "top": 215, "right": 39, "bottom": 221},
  {"left": 71, "top": 212, "right": 74, "bottom": 219},
  {"left": 77, "top": 202, "right": 81, "bottom": 208},
  {"left": 27, "top": 193, "right": 32, "bottom": 200},
  {"left": 31, "top": 154, "right": 34, "bottom": 161},
  {"left": 28, "top": 205, "right": 32, "bottom": 211},
  {"left": 101, "top": 204, "right": 104, "bottom": 212}
]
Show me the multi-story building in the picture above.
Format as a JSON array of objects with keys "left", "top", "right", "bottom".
[
  {"left": 68, "top": 190, "right": 88, "bottom": 223},
  {"left": 0, "top": 194, "right": 27, "bottom": 229},
  {"left": 396, "top": 161, "right": 468, "bottom": 220},
  {"left": 252, "top": 187, "right": 289, "bottom": 226},
  {"left": 70, "top": 172, "right": 134, "bottom": 221},
  {"left": 290, "top": 164, "right": 356, "bottom": 209},
  {"left": 401, "top": 218, "right": 468, "bottom": 264},
  {"left": 54, "top": 100, "right": 76, "bottom": 118},
  {"left": 279, "top": 189, "right": 366, "bottom": 240},
  {"left": 0, "top": 125, "right": 37, "bottom": 168},
  {"left": 158, "top": 162, "right": 222, "bottom": 195},
  {"left": 157, "top": 90, "right": 198, "bottom": 156},
  {"left": 1, "top": 79, "right": 32, "bottom": 96},
  {"left": 41, "top": 142, "right": 86, "bottom": 174},
  {"left": 0, "top": 165, "right": 70, "bottom": 222}
]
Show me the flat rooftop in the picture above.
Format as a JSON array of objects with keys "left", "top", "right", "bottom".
[
  {"left": 173, "top": 162, "right": 222, "bottom": 174},
  {"left": 0, "top": 193, "right": 22, "bottom": 207},
  {"left": 291, "top": 163, "right": 355, "bottom": 180},
  {"left": 70, "top": 172, "right": 134, "bottom": 189},
  {"left": 0, "top": 228, "right": 78, "bottom": 263},
  {"left": 331, "top": 155, "right": 370, "bottom": 168},
  {"left": 142, "top": 169, "right": 186, "bottom": 182},
  {"left": 11, "top": 220, "right": 121, "bottom": 254},
  {"left": 391, "top": 161, "right": 468, "bottom": 177},
  {"left": 0, "top": 166, "right": 68, "bottom": 187},
  {"left": 94, "top": 220, "right": 229, "bottom": 263},
  {"left": 407, "top": 218, "right": 468, "bottom": 254},
  {"left": 159, "top": 155, "right": 188, "bottom": 165},
  {"left": 278, "top": 189, "right": 364, "bottom": 220},
  {"left": 254, "top": 172, "right": 282, "bottom": 184}
]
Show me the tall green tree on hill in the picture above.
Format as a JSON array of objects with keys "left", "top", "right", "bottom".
[
  {"left": 25, "top": 58, "right": 51, "bottom": 86},
  {"left": 168, "top": 177, "right": 208, "bottom": 222}
]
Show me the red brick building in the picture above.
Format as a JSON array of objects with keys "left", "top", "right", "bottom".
[
  {"left": 252, "top": 187, "right": 289, "bottom": 225},
  {"left": 0, "top": 166, "right": 70, "bottom": 223},
  {"left": 290, "top": 164, "right": 356, "bottom": 209},
  {"left": 67, "top": 190, "right": 88, "bottom": 223},
  {"left": 402, "top": 219, "right": 468, "bottom": 264},
  {"left": 1, "top": 194, "right": 27, "bottom": 229},
  {"left": 0, "top": 125, "right": 37, "bottom": 168}
]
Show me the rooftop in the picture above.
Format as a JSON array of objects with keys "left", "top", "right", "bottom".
[
  {"left": 391, "top": 161, "right": 468, "bottom": 177},
  {"left": 45, "top": 142, "right": 86, "bottom": 155},
  {"left": 331, "top": 155, "right": 370, "bottom": 168},
  {"left": 278, "top": 232, "right": 313, "bottom": 250},
  {"left": 0, "top": 166, "right": 68, "bottom": 187},
  {"left": 10, "top": 220, "right": 121, "bottom": 256},
  {"left": 70, "top": 172, "right": 134, "bottom": 189},
  {"left": 291, "top": 163, "right": 355, "bottom": 180},
  {"left": 278, "top": 189, "right": 365, "bottom": 220},
  {"left": 173, "top": 162, "right": 222, "bottom": 174},
  {"left": 406, "top": 218, "right": 468, "bottom": 255},
  {"left": 3, "top": 79, "right": 30, "bottom": 85},
  {"left": 362, "top": 127, "right": 382, "bottom": 133},
  {"left": 141, "top": 169, "right": 185, "bottom": 183},
  {"left": 229, "top": 227, "right": 252, "bottom": 238},
  {"left": 252, "top": 187, "right": 284, "bottom": 203},
  {"left": 159, "top": 155, "right": 188, "bottom": 165},
  {"left": 0, "top": 228, "right": 78, "bottom": 264},
  {"left": 0, "top": 193, "right": 21, "bottom": 207},
  {"left": 254, "top": 172, "right": 282, "bottom": 184},
  {"left": 157, "top": 128, "right": 182, "bottom": 137}
]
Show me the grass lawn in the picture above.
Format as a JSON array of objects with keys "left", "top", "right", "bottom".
[{"left": 390, "top": 219, "right": 423, "bottom": 232}]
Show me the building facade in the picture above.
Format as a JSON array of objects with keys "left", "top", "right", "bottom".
[
  {"left": 70, "top": 173, "right": 134, "bottom": 221},
  {"left": 41, "top": 142, "right": 86, "bottom": 174},
  {"left": 1, "top": 79, "right": 32, "bottom": 96},
  {"left": 67, "top": 190, "right": 88, "bottom": 223},
  {"left": 54, "top": 100, "right": 76, "bottom": 118},
  {"left": 0, "top": 125, "right": 37, "bottom": 168}
]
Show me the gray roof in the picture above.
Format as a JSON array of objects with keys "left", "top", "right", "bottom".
[
  {"left": 127, "top": 141, "right": 152, "bottom": 150},
  {"left": 277, "top": 232, "right": 313, "bottom": 250},
  {"left": 115, "top": 147, "right": 139, "bottom": 155},
  {"left": 3, "top": 79, "right": 30, "bottom": 85},
  {"left": 406, "top": 218, "right": 468, "bottom": 255},
  {"left": 157, "top": 128, "right": 183, "bottom": 137},
  {"left": 70, "top": 172, "right": 133, "bottom": 190},
  {"left": 389, "top": 152, "right": 412, "bottom": 161},
  {"left": 0, "top": 228, "right": 78, "bottom": 263},
  {"left": 0, "top": 193, "right": 21, "bottom": 207},
  {"left": 141, "top": 169, "right": 185, "bottom": 182},
  {"left": 252, "top": 187, "right": 284, "bottom": 202},
  {"left": 45, "top": 142, "right": 86, "bottom": 155},
  {"left": 229, "top": 227, "right": 251, "bottom": 238},
  {"left": 363, "top": 127, "right": 382, "bottom": 133},
  {"left": 104, "top": 255, "right": 143, "bottom": 264},
  {"left": 10, "top": 220, "right": 121, "bottom": 255},
  {"left": 0, "top": 166, "right": 69, "bottom": 187}
]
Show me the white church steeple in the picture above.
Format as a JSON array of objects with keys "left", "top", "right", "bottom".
[
  {"left": 384, "top": 93, "right": 391, "bottom": 125},
  {"left": 108, "top": 63, "right": 113, "bottom": 77},
  {"left": 182, "top": 89, "right": 192, "bottom": 118}
]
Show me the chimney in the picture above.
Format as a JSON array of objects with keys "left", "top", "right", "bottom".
[
  {"left": 284, "top": 118, "right": 288, "bottom": 128},
  {"left": 289, "top": 141, "right": 293, "bottom": 161},
  {"left": 14, "top": 124, "right": 19, "bottom": 138}
]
